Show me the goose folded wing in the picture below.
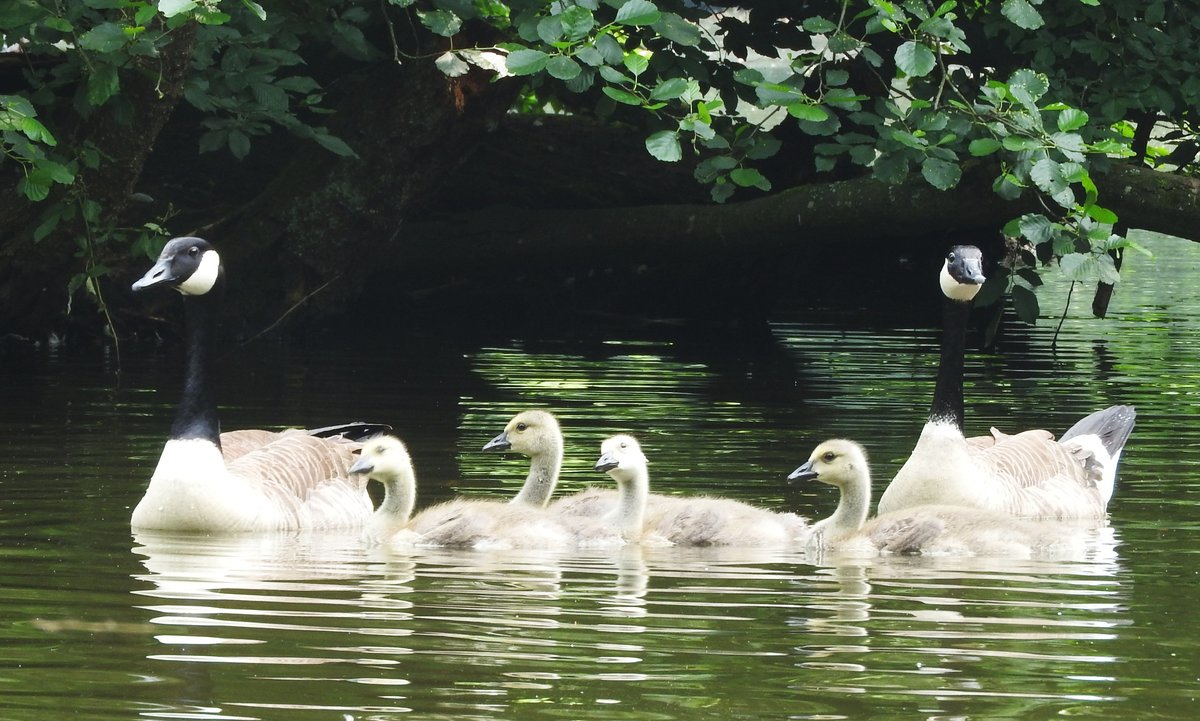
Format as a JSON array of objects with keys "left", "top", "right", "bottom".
[{"left": 225, "top": 433, "right": 366, "bottom": 507}]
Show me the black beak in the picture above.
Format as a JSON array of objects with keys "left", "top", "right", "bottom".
[
  {"left": 348, "top": 457, "right": 374, "bottom": 475},
  {"left": 594, "top": 451, "right": 618, "bottom": 473},
  {"left": 132, "top": 255, "right": 177, "bottom": 292},
  {"left": 482, "top": 431, "right": 511, "bottom": 452},
  {"left": 787, "top": 460, "right": 818, "bottom": 483}
]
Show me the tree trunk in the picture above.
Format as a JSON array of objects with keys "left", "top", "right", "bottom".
[{"left": 351, "top": 159, "right": 1199, "bottom": 322}]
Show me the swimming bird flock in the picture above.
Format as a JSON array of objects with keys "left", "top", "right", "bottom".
[{"left": 130, "top": 238, "right": 1136, "bottom": 557}]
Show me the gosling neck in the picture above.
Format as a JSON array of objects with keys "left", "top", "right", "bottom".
[
  {"left": 822, "top": 468, "right": 872, "bottom": 536},
  {"left": 510, "top": 443, "right": 562, "bottom": 507},
  {"left": 368, "top": 467, "right": 417, "bottom": 540},
  {"left": 606, "top": 465, "right": 648, "bottom": 540}
]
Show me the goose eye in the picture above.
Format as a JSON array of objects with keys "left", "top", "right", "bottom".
[
  {"left": 946, "top": 251, "right": 955, "bottom": 261},
  {"left": 516, "top": 422, "right": 528, "bottom": 432},
  {"left": 822, "top": 452, "right": 836, "bottom": 463},
  {"left": 189, "top": 246, "right": 200, "bottom": 256},
  {"left": 619, "top": 442, "right": 628, "bottom": 449}
]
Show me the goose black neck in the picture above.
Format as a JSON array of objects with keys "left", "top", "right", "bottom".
[
  {"left": 929, "top": 296, "right": 970, "bottom": 431},
  {"left": 170, "top": 291, "right": 222, "bottom": 447}
]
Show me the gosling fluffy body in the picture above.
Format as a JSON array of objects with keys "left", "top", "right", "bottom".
[
  {"left": 592, "top": 435, "right": 809, "bottom": 547},
  {"left": 351, "top": 435, "right": 571, "bottom": 550}
]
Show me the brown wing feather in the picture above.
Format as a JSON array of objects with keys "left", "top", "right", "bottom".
[
  {"left": 225, "top": 432, "right": 368, "bottom": 525},
  {"left": 967, "top": 429, "right": 1104, "bottom": 517},
  {"left": 220, "top": 429, "right": 285, "bottom": 462}
]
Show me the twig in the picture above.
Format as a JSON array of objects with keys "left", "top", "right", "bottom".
[
  {"left": 239, "top": 272, "right": 344, "bottom": 346},
  {"left": 1052, "top": 279, "right": 1075, "bottom": 349}
]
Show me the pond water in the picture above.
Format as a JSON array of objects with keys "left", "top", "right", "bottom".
[{"left": 2, "top": 233, "right": 1198, "bottom": 720}]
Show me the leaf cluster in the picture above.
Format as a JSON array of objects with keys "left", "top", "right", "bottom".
[{"left": 393, "top": 0, "right": 1197, "bottom": 318}]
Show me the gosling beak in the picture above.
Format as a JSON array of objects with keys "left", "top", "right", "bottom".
[
  {"left": 348, "top": 457, "right": 374, "bottom": 475},
  {"left": 132, "top": 255, "right": 177, "bottom": 292},
  {"left": 482, "top": 431, "right": 511, "bottom": 452},
  {"left": 594, "top": 451, "right": 619, "bottom": 473},
  {"left": 787, "top": 459, "right": 818, "bottom": 483}
]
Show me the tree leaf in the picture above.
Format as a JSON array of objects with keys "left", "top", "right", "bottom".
[
  {"left": 730, "top": 167, "right": 770, "bottom": 190},
  {"left": 594, "top": 34, "right": 623, "bottom": 64},
  {"left": 418, "top": 9, "right": 462, "bottom": 37},
  {"left": 895, "top": 41, "right": 936, "bottom": 78},
  {"left": 623, "top": 52, "right": 649, "bottom": 77},
  {"left": 788, "top": 103, "right": 829, "bottom": 122},
  {"left": 228, "top": 129, "right": 251, "bottom": 159},
  {"left": 615, "top": 0, "right": 660, "bottom": 26},
  {"left": 920, "top": 156, "right": 960, "bottom": 190},
  {"left": 78, "top": 23, "right": 128, "bottom": 53},
  {"left": 802, "top": 16, "right": 837, "bottom": 34},
  {"left": 435, "top": 51, "right": 470, "bottom": 77},
  {"left": 968, "top": 138, "right": 1001, "bottom": 156},
  {"left": 1008, "top": 68, "right": 1049, "bottom": 109},
  {"left": 86, "top": 64, "right": 120, "bottom": 107},
  {"left": 645, "top": 130, "right": 682, "bottom": 162},
  {"left": 602, "top": 86, "right": 643, "bottom": 106},
  {"left": 312, "top": 130, "right": 357, "bottom": 158},
  {"left": 559, "top": 6, "right": 594, "bottom": 40},
  {"left": 1018, "top": 213, "right": 1054, "bottom": 244},
  {"left": 1029, "top": 158, "right": 1060, "bottom": 191},
  {"left": 1001, "top": 0, "right": 1044, "bottom": 30},
  {"left": 1057, "top": 107, "right": 1089, "bottom": 132},
  {"left": 650, "top": 77, "right": 688, "bottom": 101},
  {"left": 546, "top": 55, "right": 582, "bottom": 81},
  {"left": 1001, "top": 134, "right": 1041, "bottom": 151},
  {"left": 1058, "top": 252, "right": 1092, "bottom": 281},
  {"left": 1011, "top": 284, "right": 1040, "bottom": 324},
  {"left": 240, "top": 0, "right": 267, "bottom": 21},
  {"left": 158, "top": 0, "right": 198, "bottom": 19},
  {"left": 505, "top": 48, "right": 549, "bottom": 76},
  {"left": 653, "top": 12, "right": 701, "bottom": 46},
  {"left": 1085, "top": 204, "right": 1119, "bottom": 224}
]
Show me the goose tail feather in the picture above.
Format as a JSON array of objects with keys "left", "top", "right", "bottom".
[
  {"left": 307, "top": 422, "right": 393, "bottom": 441},
  {"left": 1061, "top": 405, "right": 1136, "bottom": 457}
]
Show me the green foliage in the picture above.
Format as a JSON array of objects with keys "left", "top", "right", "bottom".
[
  {"left": 3, "top": 0, "right": 1197, "bottom": 332},
  {"left": 1, "top": 0, "right": 362, "bottom": 335},
  {"left": 398, "top": 0, "right": 1198, "bottom": 318}
]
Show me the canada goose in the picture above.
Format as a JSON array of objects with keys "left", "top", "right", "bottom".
[
  {"left": 130, "top": 237, "right": 384, "bottom": 532},
  {"left": 790, "top": 439, "right": 1106, "bottom": 558},
  {"left": 875, "top": 245, "right": 1136, "bottom": 519},
  {"left": 591, "top": 435, "right": 809, "bottom": 547},
  {"left": 482, "top": 409, "right": 675, "bottom": 518},
  {"left": 351, "top": 434, "right": 573, "bottom": 550}
]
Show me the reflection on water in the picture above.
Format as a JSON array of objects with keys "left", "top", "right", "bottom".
[
  {"left": 3, "top": 232, "right": 1200, "bottom": 719},
  {"left": 118, "top": 531, "right": 1134, "bottom": 721}
]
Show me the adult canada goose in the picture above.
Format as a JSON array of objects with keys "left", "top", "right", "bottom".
[
  {"left": 350, "top": 434, "right": 572, "bottom": 550},
  {"left": 790, "top": 439, "right": 1106, "bottom": 558},
  {"left": 591, "top": 435, "right": 809, "bottom": 547},
  {"left": 481, "top": 409, "right": 674, "bottom": 518},
  {"left": 875, "top": 245, "right": 1136, "bottom": 519},
  {"left": 130, "top": 237, "right": 385, "bottom": 532}
]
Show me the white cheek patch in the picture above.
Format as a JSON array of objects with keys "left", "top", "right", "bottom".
[
  {"left": 940, "top": 263, "right": 982, "bottom": 302},
  {"left": 178, "top": 250, "right": 221, "bottom": 296}
]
